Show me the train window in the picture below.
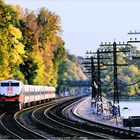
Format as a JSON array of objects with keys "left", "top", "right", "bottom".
[
  {"left": 11, "top": 83, "right": 19, "bottom": 86},
  {"left": 1, "top": 83, "right": 9, "bottom": 86}
]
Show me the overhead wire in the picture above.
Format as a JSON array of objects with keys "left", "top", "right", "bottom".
[
  {"left": 100, "top": 78, "right": 114, "bottom": 86},
  {"left": 117, "top": 76, "right": 140, "bottom": 86}
]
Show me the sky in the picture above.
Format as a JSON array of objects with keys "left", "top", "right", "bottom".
[{"left": 4, "top": 0, "right": 140, "bottom": 56}]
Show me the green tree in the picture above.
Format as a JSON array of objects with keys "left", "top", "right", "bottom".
[{"left": 58, "top": 53, "right": 87, "bottom": 81}]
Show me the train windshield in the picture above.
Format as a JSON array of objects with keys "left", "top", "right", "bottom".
[
  {"left": 1, "top": 83, "right": 9, "bottom": 86},
  {"left": 1, "top": 82, "right": 19, "bottom": 87},
  {"left": 11, "top": 83, "right": 19, "bottom": 86}
]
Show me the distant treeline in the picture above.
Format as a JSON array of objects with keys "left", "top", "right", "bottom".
[{"left": 0, "top": 0, "right": 86, "bottom": 87}]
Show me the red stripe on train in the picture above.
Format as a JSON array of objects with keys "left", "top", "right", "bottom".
[{"left": 0, "top": 97, "right": 19, "bottom": 101}]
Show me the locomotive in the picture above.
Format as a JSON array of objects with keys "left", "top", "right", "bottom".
[{"left": 0, "top": 79, "right": 56, "bottom": 111}]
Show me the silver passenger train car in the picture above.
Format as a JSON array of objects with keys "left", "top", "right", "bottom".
[{"left": 0, "top": 79, "right": 56, "bottom": 111}]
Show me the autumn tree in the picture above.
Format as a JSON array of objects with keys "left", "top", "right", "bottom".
[
  {"left": 0, "top": 0, "right": 25, "bottom": 80},
  {"left": 17, "top": 7, "right": 66, "bottom": 86},
  {"left": 36, "top": 7, "right": 66, "bottom": 86}
]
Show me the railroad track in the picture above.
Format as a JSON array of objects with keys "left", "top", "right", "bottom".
[
  {"left": 32, "top": 95, "right": 139, "bottom": 139},
  {"left": 61, "top": 97, "right": 140, "bottom": 139},
  {"left": 31, "top": 97, "right": 78, "bottom": 137},
  {"left": 0, "top": 98, "right": 65, "bottom": 139},
  {"left": 1, "top": 96, "right": 139, "bottom": 139},
  {"left": 46, "top": 97, "right": 116, "bottom": 139},
  {"left": 0, "top": 112, "right": 47, "bottom": 139},
  {"left": 32, "top": 96, "right": 112, "bottom": 139}
]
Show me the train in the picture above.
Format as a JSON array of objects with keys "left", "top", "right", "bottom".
[{"left": 0, "top": 79, "right": 56, "bottom": 111}]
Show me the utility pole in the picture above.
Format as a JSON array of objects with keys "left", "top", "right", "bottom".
[
  {"left": 85, "top": 50, "right": 109, "bottom": 115},
  {"left": 91, "top": 57, "right": 97, "bottom": 100},
  {"left": 100, "top": 41, "right": 130, "bottom": 116},
  {"left": 96, "top": 49, "right": 103, "bottom": 114},
  {"left": 83, "top": 54, "right": 97, "bottom": 102},
  {"left": 97, "top": 50, "right": 101, "bottom": 101},
  {"left": 113, "top": 42, "right": 120, "bottom": 116}
]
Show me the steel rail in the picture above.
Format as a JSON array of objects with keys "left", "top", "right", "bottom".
[
  {"left": 14, "top": 110, "right": 47, "bottom": 139},
  {"left": 43, "top": 97, "right": 112, "bottom": 139},
  {"left": 31, "top": 97, "right": 76, "bottom": 137},
  {"left": 0, "top": 113, "right": 23, "bottom": 139},
  {"left": 69, "top": 97, "right": 140, "bottom": 139}
]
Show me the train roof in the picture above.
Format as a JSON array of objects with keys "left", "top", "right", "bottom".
[
  {"left": 24, "top": 85, "right": 55, "bottom": 89},
  {"left": 0, "top": 79, "right": 55, "bottom": 90},
  {"left": 23, "top": 85, "right": 55, "bottom": 92}
]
